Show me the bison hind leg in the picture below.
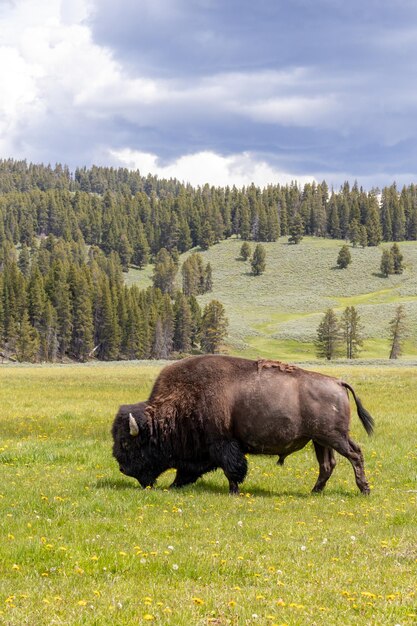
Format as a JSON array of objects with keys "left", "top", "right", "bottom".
[
  {"left": 209, "top": 440, "right": 248, "bottom": 495},
  {"left": 311, "top": 442, "right": 336, "bottom": 493},
  {"left": 277, "top": 455, "right": 286, "bottom": 466}
]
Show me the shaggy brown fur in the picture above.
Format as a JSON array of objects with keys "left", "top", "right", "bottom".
[{"left": 112, "top": 354, "right": 374, "bottom": 494}]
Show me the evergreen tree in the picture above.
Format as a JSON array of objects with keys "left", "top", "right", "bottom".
[
  {"left": 366, "top": 195, "right": 383, "bottom": 246},
  {"left": 96, "top": 277, "right": 121, "bottom": 360},
  {"left": 239, "top": 241, "right": 251, "bottom": 261},
  {"left": 28, "top": 266, "right": 46, "bottom": 330},
  {"left": 359, "top": 224, "right": 368, "bottom": 248},
  {"left": 337, "top": 245, "right": 352, "bottom": 269},
  {"left": 388, "top": 305, "right": 407, "bottom": 359},
  {"left": 288, "top": 214, "right": 304, "bottom": 244},
  {"left": 315, "top": 309, "right": 340, "bottom": 360},
  {"left": 188, "top": 295, "right": 202, "bottom": 348},
  {"left": 18, "top": 244, "right": 31, "bottom": 277},
  {"left": 251, "top": 243, "right": 266, "bottom": 276},
  {"left": 173, "top": 292, "right": 192, "bottom": 353},
  {"left": 390, "top": 243, "right": 404, "bottom": 274},
  {"left": 380, "top": 249, "right": 394, "bottom": 277},
  {"left": 16, "top": 309, "right": 40, "bottom": 362},
  {"left": 182, "top": 252, "right": 206, "bottom": 296},
  {"left": 204, "top": 262, "right": 213, "bottom": 292},
  {"left": 199, "top": 219, "right": 215, "bottom": 250},
  {"left": 118, "top": 233, "right": 132, "bottom": 272},
  {"left": 152, "top": 248, "right": 177, "bottom": 296},
  {"left": 69, "top": 267, "right": 94, "bottom": 361},
  {"left": 39, "top": 300, "right": 59, "bottom": 362},
  {"left": 132, "top": 223, "right": 150, "bottom": 268},
  {"left": 200, "top": 300, "right": 229, "bottom": 353},
  {"left": 341, "top": 306, "right": 363, "bottom": 358},
  {"left": 349, "top": 219, "right": 361, "bottom": 247}
]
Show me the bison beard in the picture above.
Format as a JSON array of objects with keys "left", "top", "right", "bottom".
[{"left": 111, "top": 355, "right": 374, "bottom": 495}]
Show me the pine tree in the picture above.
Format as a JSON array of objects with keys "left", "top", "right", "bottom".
[
  {"left": 28, "top": 266, "right": 46, "bottom": 330},
  {"left": 388, "top": 305, "right": 407, "bottom": 359},
  {"left": 39, "top": 300, "right": 59, "bottom": 362},
  {"left": 152, "top": 248, "right": 178, "bottom": 296},
  {"left": 18, "top": 244, "right": 31, "bottom": 277},
  {"left": 380, "top": 249, "right": 394, "bottom": 277},
  {"left": 96, "top": 277, "right": 120, "bottom": 360},
  {"left": 337, "top": 245, "right": 352, "bottom": 269},
  {"left": 188, "top": 295, "right": 202, "bottom": 348},
  {"left": 132, "top": 223, "right": 150, "bottom": 268},
  {"left": 390, "top": 243, "right": 404, "bottom": 274},
  {"left": 251, "top": 244, "right": 266, "bottom": 276},
  {"left": 69, "top": 267, "right": 94, "bottom": 361},
  {"left": 315, "top": 309, "right": 340, "bottom": 360},
  {"left": 366, "top": 195, "right": 382, "bottom": 246},
  {"left": 200, "top": 300, "right": 229, "bottom": 353},
  {"left": 199, "top": 219, "right": 215, "bottom": 251},
  {"left": 16, "top": 309, "right": 40, "bottom": 362},
  {"left": 204, "top": 262, "right": 213, "bottom": 292},
  {"left": 359, "top": 224, "right": 368, "bottom": 248},
  {"left": 341, "top": 306, "right": 363, "bottom": 358},
  {"left": 239, "top": 241, "right": 251, "bottom": 261},
  {"left": 288, "top": 214, "right": 304, "bottom": 244},
  {"left": 173, "top": 292, "right": 192, "bottom": 353},
  {"left": 118, "top": 233, "right": 132, "bottom": 272},
  {"left": 349, "top": 219, "right": 361, "bottom": 247}
]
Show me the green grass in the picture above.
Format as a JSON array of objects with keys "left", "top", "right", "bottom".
[
  {"left": 1, "top": 362, "right": 416, "bottom": 625},
  {"left": 127, "top": 237, "right": 417, "bottom": 359}
]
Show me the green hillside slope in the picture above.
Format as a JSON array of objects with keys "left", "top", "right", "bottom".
[{"left": 127, "top": 237, "right": 417, "bottom": 360}]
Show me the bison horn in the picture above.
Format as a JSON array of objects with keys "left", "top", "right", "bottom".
[{"left": 129, "top": 413, "right": 139, "bottom": 437}]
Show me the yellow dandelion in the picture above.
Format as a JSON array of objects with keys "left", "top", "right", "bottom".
[
  {"left": 12, "top": 564, "right": 20, "bottom": 570},
  {"left": 228, "top": 600, "right": 237, "bottom": 607},
  {"left": 192, "top": 597, "right": 205, "bottom": 605},
  {"left": 143, "top": 614, "right": 155, "bottom": 621},
  {"left": 78, "top": 600, "right": 88, "bottom": 606}
]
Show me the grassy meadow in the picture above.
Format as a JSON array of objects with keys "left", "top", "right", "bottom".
[
  {"left": 1, "top": 362, "right": 416, "bottom": 625},
  {"left": 127, "top": 237, "right": 417, "bottom": 360}
]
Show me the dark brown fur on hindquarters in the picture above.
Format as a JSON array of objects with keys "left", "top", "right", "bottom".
[{"left": 112, "top": 355, "right": 374, "bottom": 494}]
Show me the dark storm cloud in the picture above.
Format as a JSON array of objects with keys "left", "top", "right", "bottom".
[{"left": 89, "top": 0, "right": 417, "bottom": 77}]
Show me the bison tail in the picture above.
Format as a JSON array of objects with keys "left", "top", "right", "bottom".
[{"left": 342, "top": 382, "right": 374, "bottom": 436}]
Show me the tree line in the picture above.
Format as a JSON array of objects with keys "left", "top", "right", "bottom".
[
  {"left": 0, "top": 237, "right": 228, "bottom": 363},
  {"left": 316, "top": 305, "right": 408, "bottom": 360},
  {"left": 2, "top": 161, "right": 417, "bottom": 269}
]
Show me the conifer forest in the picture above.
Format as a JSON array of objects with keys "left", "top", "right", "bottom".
[{"left": 1, "top": 159, "right": 417, "bottom": 362}]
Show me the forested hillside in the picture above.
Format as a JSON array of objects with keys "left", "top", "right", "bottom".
[{"left": 1, "top": 159, "right": 417, "bottom": 362}]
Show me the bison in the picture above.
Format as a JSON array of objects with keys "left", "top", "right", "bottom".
[{"left": 112, "top": 355, "right": 374, "bottom": 494}]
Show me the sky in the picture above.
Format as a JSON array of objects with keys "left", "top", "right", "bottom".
[{"left": 1, "top": 0, "right": 417, "bottom": 189}]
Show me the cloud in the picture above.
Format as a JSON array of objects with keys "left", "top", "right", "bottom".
[
  {"left": 110, "top": 148, "right": 315, "bottom": 188},
  {"left": 1, "top": 0, "right": 417, "bottom": 188}
]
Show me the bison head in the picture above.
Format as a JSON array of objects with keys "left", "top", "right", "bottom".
[{"left": 111, "top": 401, "right": 167, "bottom": 488}]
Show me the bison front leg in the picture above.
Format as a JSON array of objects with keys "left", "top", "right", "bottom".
[
  {"left": 312, "top": 442, "right": 336, "bottom": 493},
  {"left": 209, "top": 440, "right": 248, "bottom": 495},
  {"left": 170, "top": 462, "right": 217, "bottom": 489}
]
